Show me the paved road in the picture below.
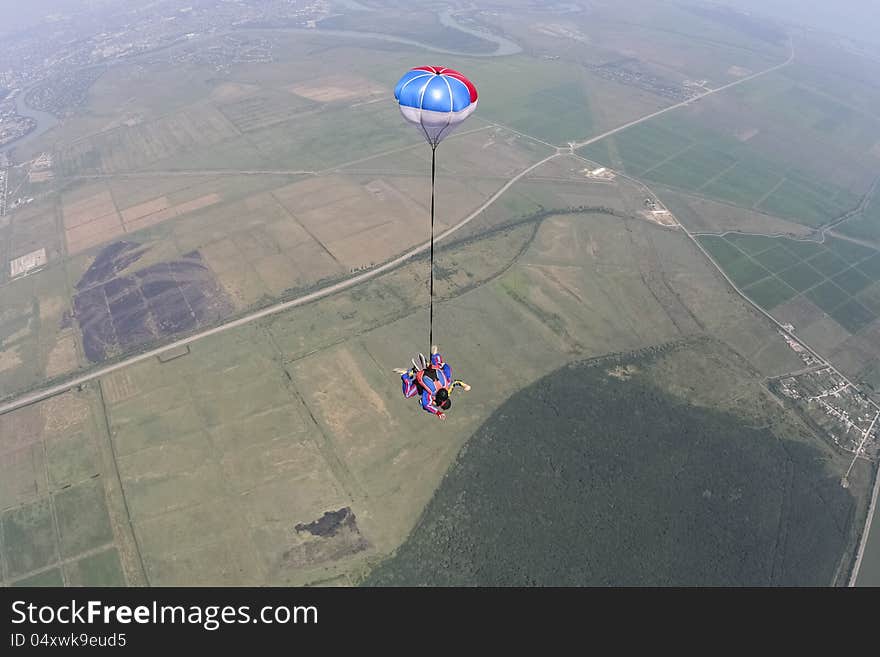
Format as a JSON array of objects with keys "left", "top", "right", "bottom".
[
  {"left": 846, "top": 411, "right": 880, "bottom": 479},
  {"left": 0, "top": 153, "right": 560, "bottom": 415},
  {"left": 850, "top": 433, "right": 880, "bottom": 586},
  {"left": 569, "top": 38, "right": 794, "bottom": 151}
]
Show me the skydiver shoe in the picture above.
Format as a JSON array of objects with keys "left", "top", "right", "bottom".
[
  {"left": 418, "top": 353, "right": 428, "bottom": 370},
  {"left": 431, "top": 345, "right": 438, "bottom": 355}
]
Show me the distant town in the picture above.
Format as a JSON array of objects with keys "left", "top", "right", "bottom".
[
  {"left": 0, "top": 95, "right": 36, "bottom": 147},
  {"left": 0, "top": 1, "right": 331, "bottom": 140},
  {"left": 589, "top": 59, "right": 705, "bottom": 103},
  {"left": 772, "top": 326, "right": 880, "bottom": 481}
]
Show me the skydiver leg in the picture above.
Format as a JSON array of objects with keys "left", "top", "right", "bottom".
[{"left": 398, "top": 370, "right": 419, "bottom": 399}]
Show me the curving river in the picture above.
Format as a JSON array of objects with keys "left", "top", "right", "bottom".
[
  {"left": 0, "top": 90, "right": 59, "bottom": 155},
  {"left": 311, "top": 8, "right": 521, "bottom": 57},
  {"left": 436, "top": 9, "right": 522, "bottom": 56}
]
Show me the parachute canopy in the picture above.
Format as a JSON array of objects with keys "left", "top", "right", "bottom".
[{"left": 394, "top": 66, "right": 478, "bottom": 147}]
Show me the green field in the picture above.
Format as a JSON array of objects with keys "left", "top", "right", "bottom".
[
  {"left": 807, "top": 280, "right": 849, "bottom": 314},
  {"left": 858, "top": 283, "right": 880, "bottom": 316},
  {"left": 752, "top": 245, "right": 801, "bottom": 272},
  {"left": 0, "top": 390, "right": 140, "bottom": 587},
  {"left": 758, "top": 178, "right": 851, "bottom": 228},
  {"left": 833, "top": 267, "right": 873, "bottom": 295},
  {"left": 808, "top": 250, "right": 850, "bottom": 277},
  {"left": 365, "top": 343, "right": 856, "bottom": 586},
  {"left": 604, "top": 119, "right": 858, "bottom": 226},
  {"left": 826, "top": 236, "right": 877, "bottom": 263},
  {"left": 726, "top": 255, "right": 772, "bottom": 288},
  {"left": 777, "top": 261, "right": 825, "bottom": 292},
  {"left": 699, "top": 235, "right": 743, "bottom": 265},
  {"left": 698, "top": 233, "right": 880, "bottom": 348},
  {"left": 64, "top": 548, "right": 126, "bottom": 587},
  {"left": 54, "top": 479, "right": 115, "bottom": 558},
  {"left": 457, "top": 57, "right": 594, "bottom": 145},
  {"left": 581, "top": 81, "right": 869, "bottom": 229},
  {"left": 701, "top": 161, "right": 784, "bottom": 207},
  {"left": 743, "top": 275, "right": 798, "bottom": 308},
  {"left": 736, "top": 65, "right": 880, "bottom": 159},
  {"left": 859, "top": 254, "right": 880, "bottom": 280},
  {"left": 604, "top": 123, "right": 693, "bottom": 175},
  {"left": 700, "top": 233, "right": 880, "bottom": 327},
  {"left": 2, "top": 499, "right": 57, "bottom": 577},
  {"left": 832, "top": 299, "right": 877, "bottom": 334}
]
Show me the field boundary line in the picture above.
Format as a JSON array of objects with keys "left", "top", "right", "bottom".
[
  {"left": 751, "top": 175, "right": 787, "bottom": 210},
  {"left": 3, "top": 541, "right": 116, "bottom": 587},
  {"left": 696, "top": 159, "right": 741, "bottom": 192},
  {"left": 96, "top": 380, "right": 150, "bottom": 586},
  {"left": 638, "top": 142, "right": 698, "bottom": 177}
]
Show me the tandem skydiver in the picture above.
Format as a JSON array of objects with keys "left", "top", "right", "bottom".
[{"left": 395, "top": 346, "right": 470, "bottom": 420}]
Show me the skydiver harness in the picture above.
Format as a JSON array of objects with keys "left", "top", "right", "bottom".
[{"left": 414, "top": 366, "right": 441, "bottom": 395}]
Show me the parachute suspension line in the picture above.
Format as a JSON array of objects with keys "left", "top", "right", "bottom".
[{"left": 429, "top": 143, "right": 437, "bottom": 352}]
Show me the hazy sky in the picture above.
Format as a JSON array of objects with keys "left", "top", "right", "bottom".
[
  {"left": 0, "top": 0, "right": 89, "bottom": 36},
  {"left": 698, "top": 0, "right": 880, "bottom": 45},
  {"left": 1, "top": 1, "right": 879, "bottom": 46}
]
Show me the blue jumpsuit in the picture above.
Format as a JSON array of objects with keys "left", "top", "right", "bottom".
[{"left": 401, "top": 352, "right": 453, "bottom": 417}]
